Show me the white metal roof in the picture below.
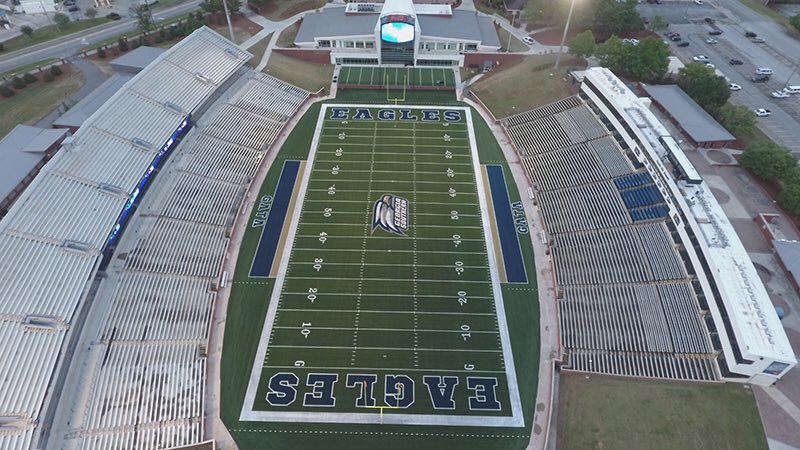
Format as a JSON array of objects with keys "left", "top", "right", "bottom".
[
  {"left": 0, "top": 27, "right": 250, "bottom": 448},
  {"left": 582, "top": 67, "right": 795, "bottom": 363},
  {"left": 0, "top": 125, "right": 68, "bottom": 205}
]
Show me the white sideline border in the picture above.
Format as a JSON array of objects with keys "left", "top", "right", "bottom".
[{"left": 240, "top": 104, "right": 524, "bottom": 427}]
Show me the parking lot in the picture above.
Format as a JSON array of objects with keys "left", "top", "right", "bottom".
[{"left": 638, "top": 0, "right": 800, "bottom": 153}]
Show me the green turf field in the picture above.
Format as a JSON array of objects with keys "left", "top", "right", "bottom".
[
  {"left": 339, "top": 67, "right": 456, "bottom": 87},
  {"left": 240, "top": 105, "right": 523, "bottom": 426},
  {"left": 221, "top": 101, "right": 540, "bottom": 450}
]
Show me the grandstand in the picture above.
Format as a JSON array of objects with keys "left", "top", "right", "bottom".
[
  {"left": 0, "top": 26, "right": 308, "bottom": 450},
  {"left": 503, "top": 67, "right": 796, "bottom": 384}
]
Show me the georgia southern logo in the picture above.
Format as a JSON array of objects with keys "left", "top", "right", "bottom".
[{"left": 372, "top": 194, "right": 409, "bottom": 235}]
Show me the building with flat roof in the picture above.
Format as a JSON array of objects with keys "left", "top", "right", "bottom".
[
  {"left": 294, "top": 0, "right": 500, "bottom": 66},
  {"left": 581, "top": 67, "right": 796, "bottom": 385},
  {"left": 0, "top": 125, "right": 68, "bottom": 218},
  {"left": 642, "top": 83, "right": 736, "bottom": 149}
]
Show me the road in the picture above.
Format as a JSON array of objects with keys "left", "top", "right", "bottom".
[
  {"left": 638, "top": 0, "right": 800, "bottom": 153},
  {"left": 0, "top": 0, "right": 201, "bottom": 70}
]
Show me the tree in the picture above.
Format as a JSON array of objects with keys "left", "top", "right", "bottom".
[
  {"left": 791, "top": 13, "right": 800, "bottom": 33},
  {"left": 717, "top": 103, "right": 756, "bottom": 136},
  {"left": 626, "top": 37, "right": 669, "bottom": 82},
  {"left": 85, "top": 7, "right": 98, "bottom": 19},
  {"left": 569, "top": 30, "right": 596, "bottom": 58},
  {"left": 0, "top": 86, "right": 14, "bottom": 97},
  {"left": 20, "top": 25, "right": 34, "bottom": 39},
  {"left": 118, "top": 38, "right": 129, "bottom": 51},
  {"left": 131, "top": 4, "right": 154, "bottom": 33},
  {"left": 740, "top": 140, "right": 796, "bottom": 181},
  {"left": 50, "top": 65, "right": 62, "bottom": 76},
  {"left": 650, "top": 14, "right": 668, "bottom": 31},
  {"left": 595, "top": 36, "right": 631, "bottom": 73},
  {"left": 23, "top": 72, "right": 37, "bottom": 84},
  {"left": 677, "top": 63, "right": 730, "bottom": 115},
  {"left": 596, "top": 0, "right": 643, "bottom": 36},
  {"left": 779, "top": 183, "right": 800, "bottom": 216},
  {"left": 53, "top": 13, "right": 70, "bottom": 30},
  {"left": 97, "top": 47, "right": 107, "bottom": 58},
  {"left": 11, "top": 76, "right": 26, "bottom": 89}
]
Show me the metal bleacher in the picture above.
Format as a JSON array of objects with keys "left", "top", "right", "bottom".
[
  {"left": 0, "top": 27, "right": 252, "bottom": 450},
  {"left": 504, "top": 97, "right": 719, "bottom": 381},
  {"left": 71, "top": 72, "right": 309, "bottom": 450}
]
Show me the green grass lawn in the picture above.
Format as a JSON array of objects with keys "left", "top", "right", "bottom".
[
  {"left": 496, "top": 25, "right": 529, "bottom": 53},
  {"left": 470, "top": 54, "right": 586, "bottom": 119},
  {"left": 0, "top": 68, "right": 85, "bottom": 138},
  {"left": 257, "top": 0, "right": 326, "bottom": 21},
  {"left": 557, "top": 374, "right": 768, "bottom": 450},
  {"left": 263, "top": 52, "right": 333, "bottom": 93},
  {"left": 246, "top": 33, "right": 272, "bottom": 68},
  {"left": 221, "top": 101, "right": 540, "bottom": 450}
]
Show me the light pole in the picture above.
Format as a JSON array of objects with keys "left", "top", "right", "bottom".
[
  {"left": 784, "top": 64, "right": 798, "bottom": 90},
  {"left": 221, "top": 0, "right": 235, "bottom": 43},
  {"left": 553, "top": 0, "right": 577, "bottom": 71},
  {"left": 506, "top": 11, "right": 518, "bottom": 53}
]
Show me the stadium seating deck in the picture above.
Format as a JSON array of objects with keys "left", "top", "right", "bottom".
[
  {"left": 0, "top": 27, "right": 252, "bottom": 450},
  {"left": 72, "top": 73, "right": 309, "bottom": 450},
  {"left": 505, "top": 97, "right": 719, "bottom": 381}
]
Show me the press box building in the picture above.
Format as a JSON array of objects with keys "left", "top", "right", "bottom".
[{"left": 294, "top": 0, "right": 501, "bottom": 66}]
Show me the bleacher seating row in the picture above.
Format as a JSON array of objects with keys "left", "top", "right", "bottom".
[
  {"left": 73, "top": 73, "right": 309, "bottom": 450},
  {"left": 0, "top": 28, "right": 253, "bottom": 450},
  {"left": 504, "top": 97, "right": 718, "bottom": 381}
]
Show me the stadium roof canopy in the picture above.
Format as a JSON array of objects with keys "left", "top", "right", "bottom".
[
  {"left": 642, "top": 84, "right": 735, "bottom": 145},
  {"left": 0, "top": 125, "right": 68, "bottom": 203},
  {"left": 109, "top": 45, "right": 165, "bottom": 74},
  {"left": 0, "top": 26, "right": 251, "bottom": 450},
  {"left": 583, "top": 68, "right": 795, "bottom": 377}
]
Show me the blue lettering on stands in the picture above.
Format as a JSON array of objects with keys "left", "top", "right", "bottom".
[{"left": 103, "top": 115, "right": 192, "bottom": 267}]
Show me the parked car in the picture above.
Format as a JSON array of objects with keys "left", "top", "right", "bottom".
[
  {"left": 751, "top": 37, "right": 766, "bottom": 43},
  {"left": 751, "top": 75, "right": 770, "bottom": 82},
  {"left": 756, "top": 67, "right": 774, "bottom": 75},
  {"left": 745, "top": 31, "right": 757, "bottom": 38},
  {"left": 772, "top": 91, "right": 791, "bottom": 99},
  {"left": 106, "top": 12, "right": 121, "bottom": 20},
  {"left": 693, "top": 55, "right": 710, "bottom": 62},
  {"left": 67, "top": 5, "right": 78, "bottom": 11},
  {"left": 729, "top": 59, "right": 743, "bottom": 65},
  {"left": 728, "top": 83, "right": 741, "bottom": 91},
  {"left": 677, "top": 41, "right": 690, "bottom": 47},
  {"left": 704, "top": 17, "right": 715, "bottom": 24},
  {"left": 522, "top": 36, "right": 534, "bottom": 45},
  {"left": 705, "top": 63, "right": 716, "bottom": 69},
  {"left": 671, "top": 35, "right": 682, "bottom": 41},
  {"left": 754, "top": 108, "right": 772, "bottom": 117},
  {"left": 694, "top": 0, "right": 704, "bottom": 4},
  {"left": 706, "top": 38, "right": 718, "bottom": 44},
  {"left": 708, "top": 30, "right": 723, "bottom": 35}
]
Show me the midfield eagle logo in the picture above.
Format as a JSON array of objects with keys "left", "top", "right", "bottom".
[{"left": 372, "top": 194, "right": 409, "bottom": 236}]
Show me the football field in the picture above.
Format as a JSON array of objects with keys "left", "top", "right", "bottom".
[
  {"left": 338, "top": 67, "right": 456, "bottom": 88},
  {"left": 240, "top": 104, "right": 523, "bottom": 427}
]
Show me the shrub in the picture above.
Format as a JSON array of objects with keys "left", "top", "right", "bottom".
[
  {"left": 0, "top": 86, "right": 14, "bottom": 97},
  {"left": 50, "top": 65, "right": 63, "bottom": 76},
  {"left": 155, "top": 35, "right": 164, "bottom": 43},
  {"left": 131, "top": 39, "right": 140, "bottom": 49},
  {"left": 118, "top": 38, "right": 129, "bottom": 51},
  {"left": 97, "top": 47, "right": 107, "bottom": 58},
  {"left": 43, "top": 71, "right": 54, "bottom": 82},
  {"left": 11, "top": 76, "right": 25, "bottom": 89},
  {"left": 23, "top": 72, "right": 38, "bottom": 84},
  {"left": 158, "top": 28, "right": 167, "bottom": 39}
]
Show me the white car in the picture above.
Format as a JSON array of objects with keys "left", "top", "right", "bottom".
[
  {"left": 694, "top": 0, "right": 704, "bottom": 4},
  {"left": 705, "top": 38, "right": 718, "bottom": 44},
  {"left": 754, "top": 108, "right": 772, "bottom": 117},
  {"left": 728, "top": 83, "right": 741, "bottom": 91},
  {"left": 523, "top": 36, "right": 534, "bottom": 45},
  {"left": 705, "top": 63, "right": 715, "bottom": 69},
  {"left": 693, "top": 55, "right": 710, "bottom": 62},
  {"left": 772, "top": 91, "right": 791, "bottom": 99}
]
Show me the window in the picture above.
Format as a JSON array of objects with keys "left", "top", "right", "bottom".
[{"left": 318, "top": 40, "right": 331, "bottom": 48}]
